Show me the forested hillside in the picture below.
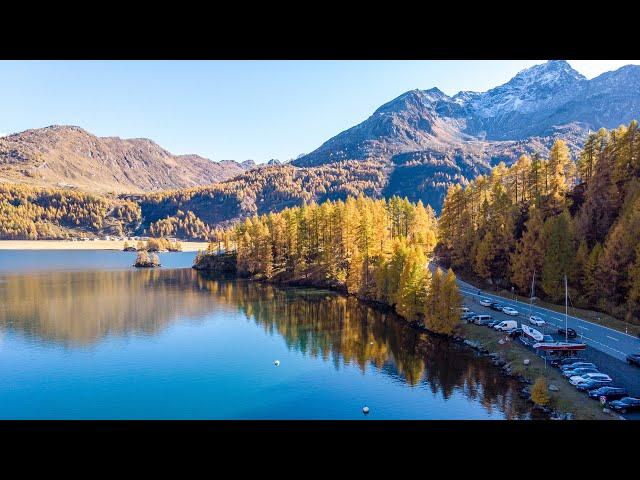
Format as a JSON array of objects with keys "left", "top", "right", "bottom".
[
  {"left": 438, "top": 120, "right": 640, "bottom": 322},
  {"left": 137, "top": 160, "right": 389, "bottom": 238},
  {"left": 0, "top": 183, "right": 141, "bottom": 239},
  {"left": 196, "top": 195, "right": 462, "bottom": 335}
]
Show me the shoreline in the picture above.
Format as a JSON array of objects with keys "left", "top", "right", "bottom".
[
  {"left": 0, "top": 240, "right": 209, "bottom": 252},
  {"left": 195, "top": 262, "right": 617, "bottom": 420}
]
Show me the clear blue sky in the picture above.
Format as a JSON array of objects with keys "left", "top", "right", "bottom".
[{"left": 0, "top": 60, "right": 637, "bottom": 163}]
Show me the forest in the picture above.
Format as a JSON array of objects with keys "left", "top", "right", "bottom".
[
  {"left": 438, "top": 120, "right": 640, "bottom": 323},
  {"left": 0, "top": 183, "right": 141, "bottom": 239},
  {"left": 196, "top": 195, "right": 462, "bottom": 335}
]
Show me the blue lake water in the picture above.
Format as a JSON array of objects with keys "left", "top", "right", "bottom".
[{"left": 0, "top": 250, "right": 533, "bottom": 419}]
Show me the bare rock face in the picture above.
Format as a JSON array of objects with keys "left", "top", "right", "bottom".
[{"left": 0, "top": 125, "right": 250, "bottom": 193}]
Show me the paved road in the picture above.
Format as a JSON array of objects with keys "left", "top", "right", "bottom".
[
  {"left": 451, "top": 277, "right": 640, "bottom": 419},
  {"left": 454, "top": 276, "right": 640, "bottom": 362}
]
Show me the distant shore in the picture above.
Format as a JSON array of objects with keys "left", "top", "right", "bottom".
[{"left": 0, "top": 240, "right": 210, "bottom": 252}]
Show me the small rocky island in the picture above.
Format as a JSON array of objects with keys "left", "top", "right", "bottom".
[{"left": 134, "top": 250, "right": 161, "bottom": 268}]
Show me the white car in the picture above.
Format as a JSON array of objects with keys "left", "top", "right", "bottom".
[
  {"left": 502, "top": 306, "right": 519, "bottom": 316},
  {"left": 529, "top": 315, "right": 546, "bottom": 326},
  {"left": 569, "top": 373, "right": 612, "bottom": 386},
  {"left": 493, "top": 320, "right": 518, "bottom": 331},
  {"left": 479, "top": 297, "right": 492, "bottom": 307}
]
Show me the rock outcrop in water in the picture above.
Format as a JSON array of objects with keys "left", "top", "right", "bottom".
[{"left": 134, "top": 250, "right": 160, "bottom": 268}]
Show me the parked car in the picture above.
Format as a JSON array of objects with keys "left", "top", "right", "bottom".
[
  {"left": 460, "top": 307, "right": 471, "bottom": 315},
  {"left": 490, "top": 302, "right": 505, "bottom": 312},
  {"left": 479, "top": 297, "right": 492, "bottom": 307},
  {"left": 550, "top": 357, "right": 583, "bottom": 368},
  {"left": 569, "top": 373, "right": 612, "bottom": 386},
  {"left": 472, "top": 314, "right": 493, "bottom": 326},
  {"left": 607, "top": 397, "right": 640, "bottom": 413},
  {"left": 502, "top": 307, "right": 519, "bottom": 316},
  {"left": 575, "top": 379, "right": 614, "bottom": 391},
  {"left": 564, "top": 367, "right": 600, "bottom": 378},
  {"left": 561, "top": 362, "right": 595, "bottom": 372},
  {"left": 626, "top": 353, "right": 640, "bottom": 367},
  {"left": 494, "top": 320, "right": 518, "bottom": 331},
  {"left": 559, "top": 357, "right": 584, "bottom": 366},
  {"left": 588, "top": 386, "right": 628, "bottom": 402},
  {"left": 508, "top": 328, "right": 523, "bottom": 338},
  {"left": 461, "top": 311, "right": 476, "bottom": 320},
  {"left": 529, "top": 315, "right": 546, "bottom": 326},
  {"left": 557, "top": 327, "right": 577, "bottom": 338}
]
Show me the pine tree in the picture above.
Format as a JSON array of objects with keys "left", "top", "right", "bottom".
[
  {"left": 627, "top": 243, "right": 640, "bottom": 321},
  {"left": 425, "top": 268, "right": 461, "bottom": 336},
  {"left": 396, "top": 245, "right": 428, "bottom": 322},
  {"left": 541, "top": 211, "right": 575, "bottom": 303},
  {"left": 583, "top": 242, "right": 603, "bottom": 305},
  {"left": 510, "top": 207, "right": 545, "bottom": 293},
  {"left": 546, "top": 139, "right": 573, "bottom": 211}
]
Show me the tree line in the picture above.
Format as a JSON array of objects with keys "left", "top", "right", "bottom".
[
  {"left": 438, "top": 121, "right": 640, "bottom": 323},
  {"left": 198, "top": 195, "right": 462, "bottom": 335}
]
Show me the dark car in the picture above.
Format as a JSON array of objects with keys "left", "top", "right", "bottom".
[
  {"left": 508, "top": 328, "right": 523, "bottom": 338},
  {"left": 490, "top": 302, "right": 505, "bottom": 312},
  {"left": 557, "top": 327, "right": 577, "bottom": 338},
  {"left": 575, "top": 379, "right": 614, "bottom": 392},
  {"left": 588, "top": 386, "right": 628, "bottom": 403},
  {"left": 607, "top": 397, "right": 640, "bottom": 413},
  {"left": 626, "top": 353, "right": 640, "bottom": 367},
  {"left": 550, "top": 356, "right": 582, "bottom": 368}
]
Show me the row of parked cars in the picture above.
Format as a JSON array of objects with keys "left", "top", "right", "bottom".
[
  {"left": 552, "top": 358, "right": 640, "bottom": 413},
  {"left": 477, "top": 298, "right": 519, "bottom": 316},
  {"left": 461, "top": 297, "right": 640, "bottom": 413},
  {"left": 461, "top": 308, "right": 518, "bottom": 332},
  {"left": 461, "top": 301, "right": 640, "bottom": 415}
]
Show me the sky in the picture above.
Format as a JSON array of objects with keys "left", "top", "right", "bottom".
[{"left": 0, "top": 60, "right": 638, "bottom": 163}]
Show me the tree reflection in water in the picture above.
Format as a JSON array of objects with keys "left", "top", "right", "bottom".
[
  {"left": 195, "top": 273, "right": 533, "bottom": 419},
  {"left": 0, "top": 268, "right": 533, "bottom": 419}
]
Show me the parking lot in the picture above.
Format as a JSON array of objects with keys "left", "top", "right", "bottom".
[{"left": 462, "top": 292, "right": 640, "bottom": 420}]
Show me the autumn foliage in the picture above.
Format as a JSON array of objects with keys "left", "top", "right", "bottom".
[
  {"left": 200, "top": 195, "right": 462, "bottom": 335},
  {"left": 438, "top": 121, "right": 640, "bottom": 323}
]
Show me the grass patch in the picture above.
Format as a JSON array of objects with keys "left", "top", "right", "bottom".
[{"left": 459, "top": 322, "right": 615, "bottom": 420}]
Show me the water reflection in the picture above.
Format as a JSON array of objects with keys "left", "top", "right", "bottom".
[
  {"left": 195, "top": 274, "right": 533, "bottom": 419},
  {"left": 0, "top": 268, "right": 221, "bottom": 346},
  {"left": 0, "top": 268, "right": 533, "bottom": 418}
]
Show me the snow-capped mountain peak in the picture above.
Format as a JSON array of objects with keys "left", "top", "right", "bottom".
[{"left": 469, "top": 60, "right": 588, "bottom": 117}]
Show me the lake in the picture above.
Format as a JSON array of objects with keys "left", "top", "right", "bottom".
[{"left": 0, "top": 250, "right": 534, "bottom": 419}]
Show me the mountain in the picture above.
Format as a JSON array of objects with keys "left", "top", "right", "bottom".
[
  {"left": 292, "top": 61, "right": 640, "bottom": 209},
  {"left": 0, "top": 125, "right": 250, "bottom": 193}
]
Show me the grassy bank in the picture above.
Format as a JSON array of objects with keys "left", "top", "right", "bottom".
[
  {"left": 454, "top": 269, "right": 640, "bottom": 338},
  {"left": 459, "top": 322, "right": 616, "bottom": 420}
]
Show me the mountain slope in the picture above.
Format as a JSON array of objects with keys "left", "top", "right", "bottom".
[
  {"left": 0, "top": 125, "right": 249, "bottom": 193},
  {"left": 293, "top": 61, "right": 640, "bottom": 169}
]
